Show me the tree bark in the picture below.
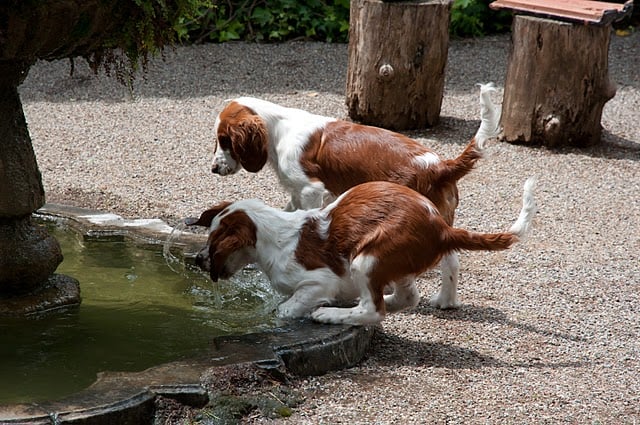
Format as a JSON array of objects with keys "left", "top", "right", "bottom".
[
  {"left": 501, "top": 15, "right": 616, "bottom": 147},
  {"left": 346, "top": 0, "right": 452, "bottom": 130}
]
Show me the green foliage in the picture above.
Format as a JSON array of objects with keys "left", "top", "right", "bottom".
[
  {"left": 89, "top": 0, "right": 213, "bottom": 82},
  {"left": 450, "top": 0, "right": 512, "bottom": 38},
  {"left": 178, "top": 0, "right": 350, "bottom": 44},
  {"left": 175, "top": 0, "right": 510, "bottom": 45},
  {"left": 90, "top": 0, "right": 509, "bottom": 82}
]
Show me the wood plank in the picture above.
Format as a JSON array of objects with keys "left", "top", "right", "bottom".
[{"left": 490, "top": 0, "right": 634, "bottom": 25}]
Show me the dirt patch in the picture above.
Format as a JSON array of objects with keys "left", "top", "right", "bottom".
[{"left": 154, "top": 363, "right": 305, "bottom": 424}]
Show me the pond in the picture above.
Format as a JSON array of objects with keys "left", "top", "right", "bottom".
[{"left": 0, "top": 223, "right": 280, "bottom": 405}]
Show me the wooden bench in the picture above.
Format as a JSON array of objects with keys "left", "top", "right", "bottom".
[{"left": 489, "top": 0, "right": 633, "bottom": 147}]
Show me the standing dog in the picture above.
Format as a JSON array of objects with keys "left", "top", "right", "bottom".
[
  {"left": 188, "top": 179, "right": 537, "bottom": 326},
  {"left": 209, "top": 84, "right": 500, "bottom": 309}
]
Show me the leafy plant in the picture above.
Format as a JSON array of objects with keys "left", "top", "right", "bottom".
[
  {"left": 91, "top": 0, "right": 214, "bottom": 82},
  {"left": 450, "top": 0, "right": 512, "bottom": 38},
  {"left": 171, "top": 0, "right": 518, "bottom": 46},
  {"left": 178, "top": 0, "right": 350, "bottom": 44}
]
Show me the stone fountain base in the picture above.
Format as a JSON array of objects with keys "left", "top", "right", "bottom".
[
  {"left": 0, "top": 216, "right": 81, "bottom": 316},
  {"left": 0, "top": 274, "right": 80, "bottom": 316}
]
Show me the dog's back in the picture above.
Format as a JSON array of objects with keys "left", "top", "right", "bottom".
[
  {"left": 299, "top": 84, "right": 498, "bottom": 224},
  {"left": 310, "top": 179, "right": 536, "bottom": 325},
  {"left": 300, "top": 123, "right": 485, "bottom": 225}
]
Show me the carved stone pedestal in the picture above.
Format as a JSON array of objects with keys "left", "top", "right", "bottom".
[{"left": 0, "top": 62, "right": 80, "bottom": 315}]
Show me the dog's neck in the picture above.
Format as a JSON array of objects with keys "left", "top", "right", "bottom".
[
  {"left": 240, "top": 200, "right": 322, "bottom": 293},
  {"left": 235, "top": 97, "right": 335, "bottom": 167}
]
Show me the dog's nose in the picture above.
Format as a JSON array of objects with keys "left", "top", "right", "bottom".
[{"left": 211, "top": 163, "right": 219, "bottom": 174}]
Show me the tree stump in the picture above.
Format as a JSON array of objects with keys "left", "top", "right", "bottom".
[
  {"left": 501, "top": 15, "right": 617, "bottom": 147},
  {"left": 346, "top": 0, "right": 453, "bottom": 130}
]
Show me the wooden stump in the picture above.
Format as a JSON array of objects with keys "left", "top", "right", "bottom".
[
  {"left": 346, "top": 0, "right": 452, "bottom": 130},
  {"left": 501, "top": 15, "right": 617, "bottom": 147}
]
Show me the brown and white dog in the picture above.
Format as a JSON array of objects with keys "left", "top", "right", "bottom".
[
  {"left": 188, "top": 179, "right": 537, "bottom": 326},
  {"left": 209, "top": 84, "right": 501, "bottom": 309}
]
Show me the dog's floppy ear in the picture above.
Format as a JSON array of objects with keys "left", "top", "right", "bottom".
[
  {"left": 208, "top": 211, "right": 257, "bottom": 282},
  {"left": 228, "top": 116, "right": 268, "bottom": 173},
  {"left": 185, "top": 201, "right": 233, "bottom": 227}
]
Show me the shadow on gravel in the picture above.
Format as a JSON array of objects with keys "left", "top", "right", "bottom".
[
  {"left": 402, "top": 116, "right": 479, "bottom": 147},
  {"left": 371, "top": 331, "right": 505, "bottom": 369},
  {"left": 580, "top": 130, "right": 640, "bottom": 161},
  {"left": 519, "top": 130, "right": 640, "bottom": 161},
  {"left": 370, "top": 330, "right": 586, "bottom": 371},
  {"left": 416, "top": 301, "right": 587, "bottom": 344}
]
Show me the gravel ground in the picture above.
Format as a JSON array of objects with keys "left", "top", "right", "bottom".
[{"left": 21, "top": 32, "right": 640, "bottom": 424}]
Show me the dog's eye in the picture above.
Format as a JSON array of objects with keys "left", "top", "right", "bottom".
[{"left": 218, "top": 134, "right": 231, "bottom": 149}]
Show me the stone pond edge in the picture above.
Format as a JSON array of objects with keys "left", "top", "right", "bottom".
[{"left": 0, "top": 204, "right": 375, "bottom": 424}]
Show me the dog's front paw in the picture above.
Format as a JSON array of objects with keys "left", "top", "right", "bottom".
[
  {"left": 276, "top": 305, "right": 295, "bottom": 319},
  {"left": 311, "top": 307, "right": 346, "bottom": 324},
  {"left": 312, "top": 306, "right": 383, "bottom": 326},
  {"left": 277, "top": 301, "right": 311, "bottom": 320},
  {"left": 429, "top": 292, "right": 461, "bottom": 310}
]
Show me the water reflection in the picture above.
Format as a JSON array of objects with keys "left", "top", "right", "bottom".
[{"left": 0, "top": 224, "right": 279, "bottom": 405}]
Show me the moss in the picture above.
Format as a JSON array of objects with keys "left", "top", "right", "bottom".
[
  {"left": 204, "top": 389, "right": 302, "bottom": 423},
  {"left": 0, "top": 0, "right": 212, "bottom": 83},
  {"left": 70, "top": 12, "right": 92, "bottom": 40},
  {"left": 89, "top": 0, "right": 213, "bottom": 82},
  {"left": 192, "top": 363, "right": 306, "bottom": 423}
]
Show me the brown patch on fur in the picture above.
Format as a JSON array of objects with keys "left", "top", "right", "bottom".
[
  {"left": 300, "top": 121, "right": 483, "bottom": 225},
  {"left": 188, "top": 201, "right": 232, "bottom": 227},
  {"left": 206, "top": 209, "right": 257, "bottom": 281},
  {"left": 217, "top": 102, "right": 269, "bottom": 172},
  {"left": 301, "top": 121, "right": 428, "bottom": 195},
  {"left": 295, "top": 218, "right": 346, "bottom": 276},
  {"left": 319, "top": 182, "right": 515, "bottom": 316}
]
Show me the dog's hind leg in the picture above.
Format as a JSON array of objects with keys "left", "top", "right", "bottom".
[
  {"left": 384, "top": 277, "right": 420, "bottom": 313},
  {"left": 285, "top": 182, "right": 326, "bottom": 211},
  {"left": 284, "top": 193, "right": 300, "bottom": 211},
  {"left": 429, "top": 252, "right": 461, "bottom": 309},
  {"left": 300, "top": 182, "right": 327, "bottom": 209},
  {"left": 311, "top": 255, "right": 384, "bottom": 325}
]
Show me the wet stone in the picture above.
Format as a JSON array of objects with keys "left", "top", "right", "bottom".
[
  {"left": 0, "top": 217, "right": 63, "bottom": 296},
  {"left": 0, "top": 274, "right": 80, "bottom": 316}
]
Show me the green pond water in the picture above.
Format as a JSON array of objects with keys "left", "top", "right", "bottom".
[{"left": 0, "top": 224, "right": 279, "bottom": 405}]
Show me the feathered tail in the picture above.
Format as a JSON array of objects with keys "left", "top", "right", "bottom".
[
  {"left": 474, "top": 82, "right": 501, "bottom": 149},
  {"left": 435, "top": 83, "right": 501, "bottom": 185},
  {"left": 442, "top": 177, "right": 537, "bottom": 253}
]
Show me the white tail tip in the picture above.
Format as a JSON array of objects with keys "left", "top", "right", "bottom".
[
  {"left": 474, "top": 82, "right": 501, "bottom": 149},
  {"left": 509, "top": 176, "right": 538, "bottom": 239}
]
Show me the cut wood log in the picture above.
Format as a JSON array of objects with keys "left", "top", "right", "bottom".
[
  {"left": 346, "top": 0, "right": 453, "bottom": 130},
  {"left": 501, "top": 15, "right": 617, "bottom": 147}
]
